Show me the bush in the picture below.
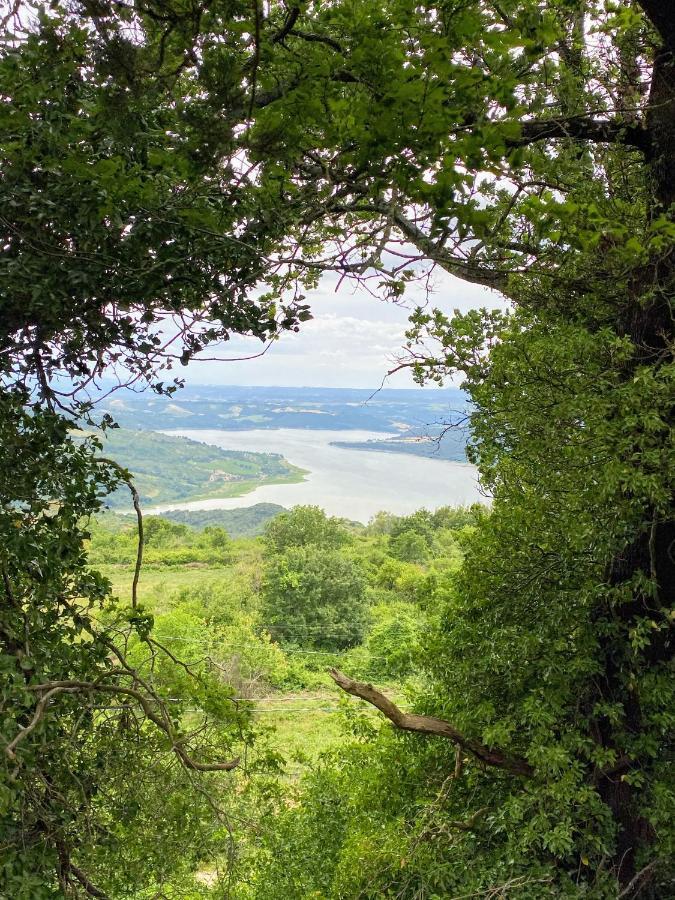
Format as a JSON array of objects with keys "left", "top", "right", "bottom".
[
  {"left": 261, "top": 546, "right": 367, "bottom": 650},
  {"left": 264, "top": 505, "right": 349, "bottom": 553},
  {"left": 363, "top": 601, "right": 424, "bottom": 679}
]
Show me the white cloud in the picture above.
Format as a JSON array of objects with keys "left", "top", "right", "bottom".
[{"left": 184, "top": 270, "right": 508, "bottom": 389}]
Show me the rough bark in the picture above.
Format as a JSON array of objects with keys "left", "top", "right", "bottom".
[{"left": 329, "top": 668, "right": 533, "bottom": 777}]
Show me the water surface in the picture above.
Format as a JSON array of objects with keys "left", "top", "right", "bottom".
[{"left": 152, "top": 428, "right": 484, "bottom": 522}]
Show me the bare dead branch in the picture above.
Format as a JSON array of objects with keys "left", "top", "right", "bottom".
[{"left": 329, "top": 669, "right": 533, "bottom": 777}]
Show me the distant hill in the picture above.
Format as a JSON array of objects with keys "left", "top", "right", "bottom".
[
  {"left": 92, "top": 429, "right": 306, "bottom": 510},
  {"left": 99, "top": 384, "right": 470, "bottom": 436},
  {"left": 159, "top": 503, "right": 285, "bottom": 537},
  {"left": 331, "top": 426, "right": 469, "bottom": 462}
]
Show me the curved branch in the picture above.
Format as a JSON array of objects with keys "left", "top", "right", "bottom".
[
  {"left": 96, "top": 458, "right": 143, "bottom": 608},
  {"left": 10, "top": 681, "right": 239, "bottom": 772},
  {"left": 369, "top": 200, "right": 509, "bottom": 291},
  {"left": 271, "top": 4, "right": 300, "bottom": 44},
  {"left": 329, "top": 669, "right": 533, "bottom": 777}
]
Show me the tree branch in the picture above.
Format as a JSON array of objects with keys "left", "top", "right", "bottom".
[
  {"left": 617, "top": 858, "right": 660, "bottom": 899},
  {"left": 271, "top": 4, "right": 300, "bottom": 44},
  {"left": 513, "top": 116, "right": 650, "bottom": 153},
  {"left": 289, "top": 29, "right": 344, "bottom": 53},
  {"left": 96, "top": 458, "right": 143, "bottom": 609},
  {"left": 369, "top": 200, "right": 509, "bottom": 291},
  {"left": 328, "top": 669, "right": 533, "bottom": 777},
  {"left": 9, "top": 681, "right": 239, "bottom": 772}
]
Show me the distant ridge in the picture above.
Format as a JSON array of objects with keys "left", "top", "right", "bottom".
[
  {"left": 99, "top": 384, "right": 470, "bottom": 437},
  {"left": 158, "top": 503, "right": 285, "bottom": 537}
]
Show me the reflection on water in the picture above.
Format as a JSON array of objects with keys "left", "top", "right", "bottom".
[{"left": 151, "top": 428, "right": 485, "bottom": 523}]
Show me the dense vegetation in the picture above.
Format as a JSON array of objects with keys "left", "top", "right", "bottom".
[
  {"left": 158, "top": 504, "right": 286, "bottom": 538},
  {"left": 1, "top": 1, "right": 673, "bottom": 898}
]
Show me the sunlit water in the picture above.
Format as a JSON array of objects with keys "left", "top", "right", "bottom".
[{"left": 150, "top": 428, "right": 485, "bottom": 522}]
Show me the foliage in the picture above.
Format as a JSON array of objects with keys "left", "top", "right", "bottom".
[
  {"left": 0, "top": 397, "right": 253, "bottom": 898},
  {"left": 1, "top": 0, "right": 674, "bottom": 896},
  {"left": 361, "top": 601, "right": 425, "bottom": 680},
  {"left": 261, "top": 547, "right": 368, "bottom": 651},
  {"left": 95, "top": 429, "right": 305, "bottom": 509},
  {"left": 263, "top": 505, "right": 350, "bottom": 554},
  {"left": 389, "top": 529, "right": 430, "bottom": 563},
  {"left": 158, "top": 503, "right": 285, "bottom": 538}
]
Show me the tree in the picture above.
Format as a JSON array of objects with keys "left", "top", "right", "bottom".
[
  {"left": 142, "top": 516, "right": 190, "bottom": 547},
  {"left": 389, "top": 529, "right": 430, "bottom": 564},
  {"left": 264, "top": 505, "right": 349, "bottom": 554},
  {"left": 261, "top": 547, "right": 367, "bottom": 651},
  {"left": 222, "top": 1, "right": 671, "bottom": 895},
  {"left": 0, "top": 3, "right": 310, "bottom": 893}
]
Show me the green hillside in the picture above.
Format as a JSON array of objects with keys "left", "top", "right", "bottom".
[
  {"left": 93, "top": 429, "right": 306, "bottom": 510},
  {"left": 157, "top": 503, "right": 285, "bottom": 536}
]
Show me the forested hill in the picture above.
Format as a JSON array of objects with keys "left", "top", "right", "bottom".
[
  {"left": 90, "top": 429, "right": 306, "bottom": 510},
  {"left": 155, "top": 504, "right": 285, "bottom": 537}
]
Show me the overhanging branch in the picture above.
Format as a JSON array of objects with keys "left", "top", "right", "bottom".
[
  {"left": 512, "top": 116, "right": 650, "bottom": 153},
  {"left": 8, "top": 681, "right": 239, "bottom": 772},
  {"left": 368, "top": 200, "right": 509, "bottom": 291},
  {"left": 329, "top": 669, "right": 533, "bottom": 777}
]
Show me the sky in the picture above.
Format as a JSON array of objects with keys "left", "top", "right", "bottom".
[{"left": 183, "top": 269, "right": 507, "bottom": 391}]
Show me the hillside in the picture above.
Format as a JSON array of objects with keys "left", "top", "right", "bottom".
[
  {"left": 94, "top": 430, "right": 306, "bottom": 510},
  {"left": 99, "top": 384, "right": 470, "bottom": 437},
  {"left": 158, "top": 503, "right": 286, "bottom": 536}
]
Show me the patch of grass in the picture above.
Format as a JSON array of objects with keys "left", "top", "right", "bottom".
[{"left": 253, "top": 693, "right": 352, "bottom": 778}]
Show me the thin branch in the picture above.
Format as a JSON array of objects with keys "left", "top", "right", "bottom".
[
  {"left": 328, "top": 669, "right": 533, "bottom": 777},
  {"left": 96, "top": 458, "right": 143, "bottom": 609},
  {"left": 617, "top": 858, "right": 660, "bottom": 899},
  {"left": 5, "top": 686, "right": 80, "bottom": 759},
  {"left": 11, "top": 681, "right": 240, "bottom": 772}
]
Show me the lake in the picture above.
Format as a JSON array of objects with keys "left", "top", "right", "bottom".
[{"left": 152, "top": 428, "right": 486, "bottom": 522}]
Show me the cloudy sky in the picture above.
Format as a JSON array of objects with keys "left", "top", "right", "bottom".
[{"left": 184, "top": 269, "right": 507, "bottom": 391}]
